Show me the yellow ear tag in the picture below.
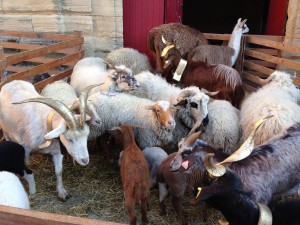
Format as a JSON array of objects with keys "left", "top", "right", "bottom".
[{"left": 196, "top": 187, "right": 202, "bottom": 198}]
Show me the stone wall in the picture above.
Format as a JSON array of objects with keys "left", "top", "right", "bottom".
[{"left": 0, "top": 0, "right": 123, "bottom": 57}]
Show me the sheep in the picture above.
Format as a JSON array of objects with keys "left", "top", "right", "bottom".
[
  {"left": 86, "top": 92, "right": 176, "bottom": 152},
  {"left": 41, "top": 80, "right": 101, "bottom": 127},
  {"left": 0, "top": 171, "right": 30, "bottom": 209},
  {"left": 175, "top": 89, "right": 240, "bottom": 153},
  {"left": 240, "top": 70, "right": 300, "bottom": 146},
  {"left": 70, "top": 57, "right": 139, "bottom": 96},
  {"left": 161, "top": 43, "right": 245, "bottom": 108},
  {"left": 148, "top": 23, "right": 208, "bottom": 75},
  {"left": 0, "top": 80, "right": 92, "bottom": 201},
  {"left": 109, "top": 124, "right": 151, "bottom": 225},
  {"left": 105, "top": 47, "right": 153, "bottom": 74},
  {"left": 156, "top": 148, "right": 212, "bottom": 225},
  {"left": 172, "top": 120, "right": 300, "bottom": 205},
  {"left": 0, "top": 141, "right": 36, "bottom": 196},
  {"left": 129, "top": 71, "right": 214, "bottom": 144},
  {"left": 191, "top": 159, "right": 300, "bottom": 225}
]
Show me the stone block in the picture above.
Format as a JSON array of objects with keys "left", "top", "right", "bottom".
[
  {"left": 0, "top": 15, "right": 33, "bottom": 31},
  {"left": 61, "top": 0, "right": 91, "bottom": 13},
  {"left": 92, "top": 0, "right": 122, "bottom": 16},
  {"left": 2, "top": 0, "right": 59, "bottom": 12}
]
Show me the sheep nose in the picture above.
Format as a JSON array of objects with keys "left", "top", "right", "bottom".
[{"left": 81, "top": 158, "right": 89, "bottom": 165}]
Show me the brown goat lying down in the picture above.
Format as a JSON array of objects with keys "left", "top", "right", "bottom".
[
  {"left": 148, "top": 23, "right": 208, "bottom": 75},
  {"left": 109, "top": 125, "right": 151, "bottom": 225}
]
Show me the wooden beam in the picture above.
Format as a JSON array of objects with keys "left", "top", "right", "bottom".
[
  {"left": 0, "top": 205, "right": 125, "bottom": 225},
  {"left": 203, "top": 33, "right": 231, "bottom": 41},
  {"left": 243, "top": 60, "right": 275, "bottom": 75},
  {"left": 245, "top": 49, "right": 300, "bottom": 71}
]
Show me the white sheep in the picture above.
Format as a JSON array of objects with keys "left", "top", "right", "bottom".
[
  {"left": 0, "top": 80, "right": 91, "bottom": 201},
  {"left": 176, "top": 89, "right": 240, "bottom": 153},
  {"left": 70, "top": 57, "right": 139, "bottom": 96},
  {"left": 129, "top": 71, "right": 210, "bottom": 145},
  {"left": 87, "top": 92, "right": 176, "bottom": 150},
  {"left": 240, "top": 70, "right": 300, "bottom": 146},
  {"left": 105, "top": 47, "right": 153, "bottom": 74},
  {"left": 0, "top": 171, "right": 30, "bottom": 209}
]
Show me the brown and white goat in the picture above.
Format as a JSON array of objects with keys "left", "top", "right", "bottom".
[
  {"left": 148, "top": 23, "right": 208, "bottom": 75},
  {"left": 109, "top": 124, "right": 151, "bottom": 225},
  {"left": 161, "top": 44, "right": 245, "bottom": 108}
]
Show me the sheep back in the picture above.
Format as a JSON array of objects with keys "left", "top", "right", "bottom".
[
  {"left": 105, "top": 48, "right": 153, "bottom": 74},
  {"left": 0, "top": 171, "right": 30, "bottom": 209}
]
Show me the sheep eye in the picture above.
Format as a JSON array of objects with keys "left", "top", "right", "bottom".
[
  {"left": 181, "top": 150, "right": 191, "bottom": 158},
  {"left": 156, "top": 109, "right": 160, "bottom": 113},
  {"left": 121, "top": 75, "right": 125, "bottom": 78},
  {"left": 190, "top": 102, "right": 198, "bottom": 108}
]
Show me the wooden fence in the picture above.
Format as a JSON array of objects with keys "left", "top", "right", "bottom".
[{"left": 0, "top": 30, "right": 84, "bottom": 91}]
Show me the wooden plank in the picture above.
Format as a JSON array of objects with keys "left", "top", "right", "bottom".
[
  {"left": 245, "top": 49, "right": 300, "bottom": 71},
  {"left": 203, "top": 33, "right": 231, "bottom": 41},
  {"left": 247, "top": 35, "right": 283, "bottom": 41},
  {"left": 5, "top": 38, "right": 84, "bottom": 65},
  {"left": 248, "top": 48, "right": 279, "bottom": 56},
  {"left": 246, "top": 35, "right": 300, "bottom": 54},
  {"left": 0, "top": 42, "right": 42, "bottom": 50},
  {"left": 243, "top": 60, "right": 275, "bottom": 75},
  {"left": 246, "top": 59, "right": 276, "bottom": 68},
  {"left": 0, "top": 205, "right": 125, "bottom": 225},
  {"left": 243, "top": 83, "right": 258, "bottom": 93},
  {"left": 1, "top": 50, "right": 83, "bottom": 87},
  {"left": 0, "top": 47, "right": 5, "bottom": 82},
  {"left": 294, "top": 77, "right": 300, "bottom": 86}
]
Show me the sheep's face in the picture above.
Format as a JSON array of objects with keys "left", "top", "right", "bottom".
[
  {"left": 109, "top": 65, "right": 140, "bottom": 91},
  {"left": 151, "top": 101, "right": 176, "bottom": 130}
]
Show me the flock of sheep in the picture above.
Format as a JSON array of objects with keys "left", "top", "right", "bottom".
[{"left": 0, "top": 18, "right": 299, "bottom": 225}]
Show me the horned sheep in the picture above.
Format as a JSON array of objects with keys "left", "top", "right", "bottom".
[
  {"left": 240, "top": 70, "right": 300, "bottom": 146},
  {"left": 105, "top": 47, "right": 153, "bottom": 74},
  {"left": 109, "top": 124, "right": 151, "bottom": 225},
  {"left": 0, "top": 171, "right": 30, "bottom": 209},
  {"left": 0, "top": 80, "right": 91, "bottom": 200},
  {"left": 70, "top": 57, "right": 139, "bottom": 96}
]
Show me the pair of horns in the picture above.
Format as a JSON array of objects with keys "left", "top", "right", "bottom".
[
  {"left": 204, "top": 115, "right": 273, "bottom": 177},
  {"left": 13, "top": 84, "right": 101, "bottom": 130},
  {"left": 161, "top": 36, "right": 175, "bottom": 57}
]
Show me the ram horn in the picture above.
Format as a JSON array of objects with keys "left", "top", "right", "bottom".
[
  {"left": 161, "top": 44, "right": 175, "bottom": 57},
  {"left": 257, "top": 202, "right": 272, "bottom": 225},
  {"left": 177, "top": 89, "right": 199, "bottom": 101},
  {"left": 182, "top": 130, "right": 202, "bottom": 147},
  {"left": 161, "top": 36, "right": 172, "bottom": 46},
  {"left": 204, "top": 153, "right": 226, "bottom": 178},
  {"left": 252, "top": 74, "right": 274, "bottom": 86},
  {"left": 218, "top": 115, "right": 273, "bottom": 165},
  {"left": 13, "top": 98, "right": 77, "bottom": 130},
  {"left": 79, "top": 83, "right": 103, "bottom": 127}
]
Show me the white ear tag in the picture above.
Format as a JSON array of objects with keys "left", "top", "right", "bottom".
[{"left": 173, "top": 59, "right": 187, "bottom": 82}]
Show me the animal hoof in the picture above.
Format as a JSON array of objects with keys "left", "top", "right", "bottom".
[{"left": 58, "top": 188, "right": 68, "bottom": 201}]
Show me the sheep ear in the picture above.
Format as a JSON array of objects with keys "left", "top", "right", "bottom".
[
  {"left": 107, "top": 126, "right": 122, "bottom": 136},
  {"left": 237, "top": 18, "right": 242, "bottom": 24},
  {"left": 45, "top": 121, "right": 67, "bottom": 139},
  {"left": 174, "top": 99, "right": 188, "bottom": 107},
  {"left": 242, "top": 19, "right": 247, "bottom": 25},
  {"left": 108, "top": 69, "right": 118, "bottom": 79}
]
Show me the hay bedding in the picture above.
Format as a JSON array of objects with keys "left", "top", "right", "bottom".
[{"left": 28, "top": 147, "right": 223, "bottom": 225}]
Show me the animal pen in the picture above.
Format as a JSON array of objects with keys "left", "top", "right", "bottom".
[{"left": 0, "top": 30, "right": 299, "bottom": 225}]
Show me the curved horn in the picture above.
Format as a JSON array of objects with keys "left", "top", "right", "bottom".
[
  {"left": 183, "top": 130, "right": 202, "bottom": 147},
  {"left": 204, "top": 153, "right": 227, "bottom": 177},
  {"left": 177, "top": 89, "right": 199, "bottom": 101},
  {"left": 257, "top": 202, "right": 272, "bottom": 225},
  {"left": 218, "top": 115, "right": 273, "bottom": 165},
  {"left": 13, "top": 98, "right": 77, "bottom": 130},
  {"left": 103, "top": 60, "right": 115, "bottom": 69},
  {"left": 161, "top": 36, "right": 172, "bottom": 46},
  {"left": 79, "top": 83, "right": 103, "bottom": 127},
  {"left": 161, "top": 44, "right": 175, "bottom": 57},
  {"left": 253, "top": 74, "right": 274, "bottom": 86},
  {"left": 200, "top": 88, "right": 219, "bottom": 96}
]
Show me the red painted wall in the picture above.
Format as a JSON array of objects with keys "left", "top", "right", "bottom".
[
  {"left": 266, "top": 0, "right": 288, "bottom": 35},
  {"left": 165, "top": 0, "right": 183, "bottom": 23}
]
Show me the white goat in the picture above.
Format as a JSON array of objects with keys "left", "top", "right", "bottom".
[
  {"left": 70, "top": 57, "right": 139, "bottom": 96},
  {"left": 105, "top": 47, "right": 153, "bottom": 74},
  {"left": 240, "top": 70, "right": 300, "bottom": 146},
  {"left": 0, "top": 80, "right": 91, "bottom": 200},
  {"left": 0, "top": 171, "right": 30, "bottom": 209}
]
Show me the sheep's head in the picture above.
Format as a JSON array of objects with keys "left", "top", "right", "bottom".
[
  {"left": 235, "top": 18, "right": 249, "bottom": 34},
  {"left": 12, "top": 87, "right": 97, "bottom": 166},
  {"left": 160, "top": 36, "right": 181, "bottom": 69},
  {"left": 146, "top": 100, "right": 176, "bottom": 130},
  {"left": 106, "top": 63, "right": 140, "bottom": 91}
]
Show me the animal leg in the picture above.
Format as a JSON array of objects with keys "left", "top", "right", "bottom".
[
  {"left": 23, "top": 167, "right": 36, "bottom": 197},
  {"left": 24, "top": 147, "right": 31, "bottom": 166},
  {"left": 125, "top": 197, "right": 137, "bottom": 225},
  {"left": 141, "top": 198, "right": 148, "bottom": 225},
  {"left": 171, "top": 196, "right": 187, "bottom": 225},
  {"left": 52, "top": 153, "right": 68, "bottom": 201}
]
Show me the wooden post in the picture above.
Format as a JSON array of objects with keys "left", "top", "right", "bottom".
[{"left": 0, "top": 47, "right": 6, "bottom": 83}]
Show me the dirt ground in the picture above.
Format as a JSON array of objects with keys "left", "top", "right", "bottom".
[{"left": 28, "top": 146, "right": 224, "bottom": 225}]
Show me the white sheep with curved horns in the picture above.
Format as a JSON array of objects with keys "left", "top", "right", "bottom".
[{"left": 0, "top": 80, "right": 92, "bottom": 201}]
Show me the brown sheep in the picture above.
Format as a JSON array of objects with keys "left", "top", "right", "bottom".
[
  {"left": 161, "top": 45, "right": 245, "bottom": 108},
  {"left": 109, "top": 124, "right": 151, "bottom": 225},
  {"left": 148, "top": 23, "right": 208, "bottom": 75}
]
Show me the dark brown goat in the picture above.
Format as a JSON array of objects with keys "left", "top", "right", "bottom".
[
  {"left": 162, "top": 46, "right": 245, "bottom": 108},
  {"left": 109, "top": 125, "right": 151, "bottom": 225},
  {"left": 148, "top": 23, "right": 208, "bottom": 75},
  {"left": 156, "top": 150, "right": 213, "bottom": 225}
]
